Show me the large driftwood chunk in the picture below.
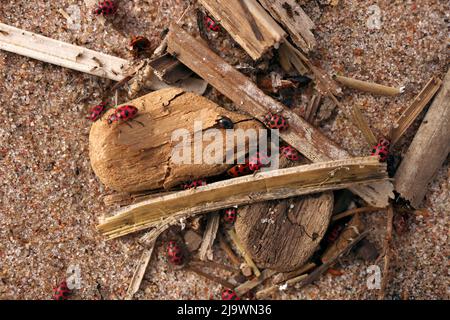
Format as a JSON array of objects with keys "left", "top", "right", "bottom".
[
  {"left": 235, "top": 192, "right": 333, "bottom": 272},
  {"left": 394, "top": 70, "right": 450, "bottom": 208},
  {"left": 89, "top": 88, "right": 261, "bottom": 193}
]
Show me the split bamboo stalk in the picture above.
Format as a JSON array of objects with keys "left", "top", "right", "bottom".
[
  {"left": 334, "top": 75, "right": 405, "bottom": 96},
  {"left": 167, "top": 24, "right": 394, "bottom": 208},
  {"left": 97, "top": 157, "right": 390, "bottom": 240},
  {"left": 198, "top": 0, "right": 286, "bottom": 60},
  {"left": 0, "top": 22, "right": 128, "bottom": 81},
  {"left": 394, "top": 70, "right": 450, "bottom": 208},
  {"left": 389, "top": 76, "right": 442, "bottom": 146}
]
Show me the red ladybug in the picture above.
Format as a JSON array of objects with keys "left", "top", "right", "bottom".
[
  {"left": 280, "top": 146, "right": 300, "bottom": 161},
  {"left": 86, "top": 102, "right": 107, "bottom": 122},
  {"left": 371, "top": 138, "right": 390, "bottom": 162},
  {"left": 204, "top": 16, "right": 220, "bottom": 32},
  {"left": 227, "top": 163, "right": 252, "bottom": 177},
  {"left": 223, "top": 208, "right": 237, "bottom": 224},
  {"left": 107, "top": 105, "right": 140, "bottom": 125},
  {"left": 326, "top": 224, "right": 344, "bottom": 245},
  {"left": 248, "top": 152, "right": 270, "bottom": 171},
  {"left": 264, "top": 113, "right": 289, "bottom": 131},
  {"left": 129, "top": 36, "right": 152, "bottom": 57},
  {"left": 222, "top": 289, "right": 240, "bottom": 300},
  {"left": 182, "top": 179, "right": 207, "bottom": 189},
  {"left": 167, "top": 241, "right": 183, "bottom": 265},
  {"left": 216, "top": 116, "right": 234, "bottom": 129},
  {"left": 93, "top": 0, "right": 117, "bottom": 16},
  {"left": 52, "top": 280, "right": 71, "bottom": 300}
]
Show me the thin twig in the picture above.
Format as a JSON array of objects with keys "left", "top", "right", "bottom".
[
  {"left": 379, "top": 205, "right": 394, "bottom": 299},
  {"left": 332, "top": 206, "right": 383, "bottom": 222}
]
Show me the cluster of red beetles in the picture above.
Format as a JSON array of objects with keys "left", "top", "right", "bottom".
[{"left": 87, "top": 102, "right": 142, "bottom": 127}]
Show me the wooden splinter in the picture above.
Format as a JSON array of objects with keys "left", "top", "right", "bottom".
[{"left": 334, "top": 75, "right": 405, "bottom": 96}]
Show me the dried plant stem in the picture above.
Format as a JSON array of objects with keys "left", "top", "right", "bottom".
[
  {"left": 256, "top": 274, "right": 308, "bottom": 299},
  {"left": 332, "top": 206, "right": 383, "bottom": 222},
  {"left": 186, "top": 265, "right": 235, "bottom": 289},
  {"left": 379, "top": 205, "right": 394, "bottom": 300},
  {"left": 228, "top": 229, "right": 261, "bottom": 277},
  {"left": 334, "top": 75, "right": 404, "bottom": 96},
  {"left": 234, "top": 269, "right": 277, "bottom": 296},
  {"left": 218, "top": 234, "right": 241, "bottom": 266},
  {"left": 272, "top": 262, "right": 317, "bottom": 285}
]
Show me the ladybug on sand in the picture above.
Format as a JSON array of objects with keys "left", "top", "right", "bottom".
[
  {"left": 248, "top": 152, "right": 270, "bottom": 171},
  {"left": 167, "top": 241, "right": 184, "bottom": 265},
  {"left": 222, "top": 289, "right": 240, "bottom": 300},
  {"left": 227, "top": 162, "right": 252, "bottom": 177},
  {"left": 216, "top": 116, "right": 234, "bottom": 129},
  {"left": 52, "top": 280, "right": 71, "bottom": 300},
  {"left": 264, "top": 113, "right": 289, "bottom": 131},
  {"left": 371, "top": 138, "right": 390, "bottom": 162},
  {"left": 129, "top": 36, "right": 152, "bottom": 58},
  {"left": 93, "top": 0, "right": 117, "bottom": 16},
  {"left": 86, "top": 102, "right": 107, "bottom": 122},
  {"left": 107, "top": 105, "right": 143, "bottom": 127},
  {"left": 223, "top": 207, "right": 237, "bottom": 224},
  {"left": 182, "top": 180, "right": 207, "bottom": 190},
  {"left": 204, "top": 16, "right": 220, "bottom": 32},
  {"left": 280, "top": 146, "right": 300, "bottom": 161}
]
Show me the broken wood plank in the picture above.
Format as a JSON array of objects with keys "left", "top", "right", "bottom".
[
  {"left": 97, "top": 157, "right": 390, "bottom": 240},
  {"left": 167, "top": 24, "right": 394, "bottom": 207},
  {"left": 394, "top": 70, "right": 450, "bottom": 208},
  {"left": 148, "top": 53, "right": 193, "bottom": 84},
  {"left": 198, "top": 0, "right": 286, "bottom": 60},
  {"left": 389, "top": 76, "right": 442, "bottom": 146},
  {"left": 199, "top": 213, "right": 220, "bottom": 261},
  {"left": 259, "top": 0, "right": 316, "bottom": 52},
  {"left": 334, "top": 75, "right": 405, "bottom": 96},
  {"left": 0, "top": 22, "right": 128, "bottom": 81}
]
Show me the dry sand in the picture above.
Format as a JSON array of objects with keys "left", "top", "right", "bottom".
[{"left": 0, "top": 0, "right": 448, "bottom": 299}]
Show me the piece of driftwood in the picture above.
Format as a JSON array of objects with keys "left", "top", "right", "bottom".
[
  {"left": 235, "top": 192, "right": 333, "bottom": 272},
  {"left": 234, "top": 269, "right": 277, "bottom": 296},
  {"left": 228, "top": 229, "right": 261, "bottom": 277},
  {"left": 389, "top": 76, "right": 442, "bottom": 146},
  {"left": 97, "top": 157, "right": 390, "bottom": 239},
  {"left": 148, "top": 53, "right": 193, "bottom": 84},
  {"left": 89, "top": 87, "right": 261, "bottom": 193},
  {"left": 198, "top": 0, "right": 286, "bottom": 60},
  {"left": 167, "top": 24, "right": 394, "bottom": 207},
  {"left": 379, "top": 205, "right": 394, "bottom": 300},
  {"left": 331, "top": 206, "right": 382, "bottom": 222},
  {"left": 258, "top": 0, "right": 316, "bottom": 52},
  {"left": 124, "top": 241, "right": 156, "bottom": 300},
  {"left": 321, "top": 214, "right": 364, "bottom": 263},
  {"left": 394, "top": 70, "right": 450, "bottom": 208},
  {"left": 334, "top": 75, "right": 405, "bottom": 96},
  {"left": 0, "top": 22, "right": 127, "bottom": 81},
  {"left": 199, "top": 213, "right": 220, "bottom": 261}
]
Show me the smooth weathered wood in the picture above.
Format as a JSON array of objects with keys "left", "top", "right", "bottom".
[
  {"left": 235, "top": 192, "right": 333, "bottom": 272},
  {"left": 199, "top": 213, "right": 220, "bottom": 261},
  {"left": 0, "top": 22, "right": 128, "bottom": 81},
  {"left": 334, "top": 75, "right": 405, "bottom": 96},
  {"left": 394, "top": 70, "right": 450, "bottom": 208},
  {"left": 259, "top": 0, "right": 316, "bottom": 52},
  {"left": 89, "top": 87, "right": 261, "bottom": 193},
  {"left": 198, "top": 0, "right": 286, "bottom": 60},
  {"left": 389, "top": 77, "right": 442, "bottom": 146},
  {"left": 167, "top": 24, "right": 394, "bottom": 207},
  {"left": 97, "top": 157, "right": 390, "bottom": 239}
]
